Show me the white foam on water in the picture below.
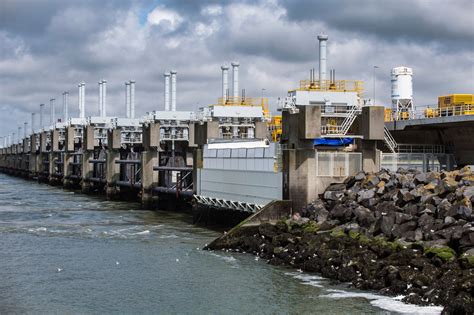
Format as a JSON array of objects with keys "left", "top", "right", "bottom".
[
  {"left": 209, "top": 252, "right": 238, "bottom": 264},
  {"left": 134, "top": 230, "right": 150, "bottom": 235},
  {"left": 321, "top": 289, "right": 443, "bottom": 314},
  {"left": 28, "top": 227, "right": 47, "bottom": 233},
  {"left": 285, "top": 272, "right": 324, "bottom": 288},
  {"left": 159, "top": 234, "right": 179, "bottom": 239}
]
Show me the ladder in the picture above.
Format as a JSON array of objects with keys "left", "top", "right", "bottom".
[{"left": 383, "top": 126, "right": 397, "bottom": 153}]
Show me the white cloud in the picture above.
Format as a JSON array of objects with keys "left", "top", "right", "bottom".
[
  {"left": 147, "top": 6, "right": 183, "bottom": 32},
  {"left": 201, "top": 5, "right": 223, "bottom": 16}
]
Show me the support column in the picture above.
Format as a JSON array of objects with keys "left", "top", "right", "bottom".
[
  {"left": 362, "top": 140, "right": 381, "bottom": 173},
  {"left": 106, "top": 150, "right": 120, "bottom": 199},
  {"left": 49, "top": 152, "right": 58, "bottom": 185},
  {"left": 81, "top": 151, "right": 93, "bottom": 193},
  {"left": 283, "top": 148, "right": 318, "bottom": 212},
  {"left": 141, "top": 150, "right": 158, "bottom": 208},
  {"left": 63, "top": 152, "right": 74, "bottom": 188},
  {"left": 81, "top": 126, "right": 94, "bottom": 193}
]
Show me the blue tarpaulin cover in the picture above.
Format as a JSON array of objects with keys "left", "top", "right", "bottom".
[{"left": 314, "top": 138, "right": 353, "bottom": 146}]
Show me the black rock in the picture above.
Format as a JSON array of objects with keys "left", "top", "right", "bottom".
[{"left": 353, "top": 206, "right": 376, "bottom": 227}]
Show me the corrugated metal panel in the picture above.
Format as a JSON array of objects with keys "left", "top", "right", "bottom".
[
  {"left": 196, "top": 142, "right": 282, "bottom": 207},
  {"left": 198, "top": 169, "right": 282, "bottom": 205}
]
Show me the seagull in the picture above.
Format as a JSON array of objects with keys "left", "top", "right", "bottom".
[
  {"left": 57, "top": 268, "right": 63, "bottom": 272},
  {"left": 116, "top": 261, "right": 120, "bottom": 265},
  {"left": 176, "top": 258, "right": 179, "bottom": 262}
]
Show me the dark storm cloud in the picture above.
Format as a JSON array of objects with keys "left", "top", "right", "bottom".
[
  {"left": 281, "top": 0, "right": 474, "bottom": 49},
  {"left": 0, "top": 0, "right": 472, "bottom": 138}
]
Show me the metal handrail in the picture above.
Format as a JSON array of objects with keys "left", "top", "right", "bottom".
[
  {"left": 383, "top": 126, "right": 397, "bottom": 153},
  {"left": 298, "top": 79, "right": 364, "bottom": 95},
  {"left": 385, "top": 104, "right": 474, "bottom": 122}
]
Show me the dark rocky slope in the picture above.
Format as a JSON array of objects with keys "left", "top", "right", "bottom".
[{"left": 208, "top": 167, "right": 474, "bottom": 314}]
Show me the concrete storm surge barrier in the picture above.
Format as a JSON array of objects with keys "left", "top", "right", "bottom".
[{"left": 0, "top": 32, "right": 464, "bottom": 215}]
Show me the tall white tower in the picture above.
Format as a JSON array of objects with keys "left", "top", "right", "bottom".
[
  {"left": 391, "top": 66, "right": 414, "bottom": 119},
  {"left": 317, "top": 34, "right": 328, "bottom": 81}
]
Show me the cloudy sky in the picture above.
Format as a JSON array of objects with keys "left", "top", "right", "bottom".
[{"left": 1, "top": 0, "right": 473, "bottom": 139}]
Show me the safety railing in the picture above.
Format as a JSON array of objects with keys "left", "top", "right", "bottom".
[
  {"left": 383, "top": 126, "right": 397, "bottom": 153},
  {"left": 396, "top": 144, "right": 446, "bottom": 154},
  {"left": 298, "top": 79, "right": 364, "bottom": 95},
  {"left": 385, "top": 104, "right": 474, "bottom": 122}
]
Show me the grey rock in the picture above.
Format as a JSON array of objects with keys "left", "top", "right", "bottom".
[
  {"left": 392, "top": 221, "right": 417, "bottom": 238},
  {"left": 418, "top": 213, "right": 435, "bottom": 231},
  {"left": 414, "top": 173, "right": 428, "bottom": 184},
  {"left": 330, "top": 204, "right": 352, "bottom": 221},
  {"left": 357, "top": 189, "right": 375, "bottom": 203},
  {"left": 354, "top": 171, "right": 366, "bottom": 181},
  {"left": 447, "top": 203, "right": 472, "bottom": 220},
  {"left": 444, "top": 216, "right": 456, "bottom": 226},
  {"left": 353, "top": 206, "right": 376, "bottom": 227},
  {"left": 316, "top": 208, "right": 329, "bottom": 224},
  {"left": 324, "top": 190, "right": 344, "bottom": 201},
  {"left": 395, "top": 212, "right": 413, "bottom": 225},
  {"left": 326, "top": 183, "right": 346, "bottom": 191},
  {"left": 379, "top": 215, "right": 395, "bottom": 237},
  {"left": 436, "top": 199, "right": 452, "bottom": 218}
]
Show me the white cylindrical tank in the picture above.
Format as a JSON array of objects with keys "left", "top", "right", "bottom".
[
  {"left": 78, "top": 84, "right": 82, "bottom": 118},
  {"left": 31, "top": 113, "right": 35, "bottom": 133},
  {"left": 221, "top": 65, "right": 229, "bottom": 103},
  {"left": 98, "top": 81, "right": 103, "bottom": 117},
  {"left": 50, "top": 98, "right": 56, "bottom": 125},
  {"left": 125, "top": 81, "right": 131, "bottom": 118},
  {"left": 170, "top": 70, "right": 177, "bottom": 111},
  {"left": 130, "top": 80, "right": 136, "bottom": 119},
  {"left": 63, "top": 92, "right": 69, "bottom": 122},
  {"left": 231, "top": 61, "right": 239, "bottom": 99},
  {"left": 40, "top": 104, "right": 44, "bottom": 128},
  {"left": 317, "top": 34, "right": 328, "bottom": 81},
  {"left": 102, "top": 80, "right": 107, "bottom": 117},
  {"left": 391, "top": 67, "right": 413, "bottom": 101},
  {"left": 80, "top": 82, "right": 86, "bottom": 119},
  {"left": 164, "top": 72, "right": 171, "bottom": 111}
]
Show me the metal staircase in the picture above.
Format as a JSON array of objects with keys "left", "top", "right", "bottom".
[
  {"left": 322, "top": 105, "right": 361, "bottom": 136},
  {"left": 383, "top": 126, "right": 397, "bottom": 153},
  {"left": 340, "top": 106, "right": 361, "bottom": 135}
]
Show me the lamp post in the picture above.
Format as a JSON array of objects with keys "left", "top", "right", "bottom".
[{"left": 373, "top": 65, "right": 379, "bottom": 105}]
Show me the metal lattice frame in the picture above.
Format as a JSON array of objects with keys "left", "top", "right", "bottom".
[{"left": 193, "top": 195, "right": 263, "bottom": 213}]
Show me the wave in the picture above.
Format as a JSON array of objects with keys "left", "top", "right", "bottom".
[{"left": 321, "top": 289, "right": 443, "bottom": 314}]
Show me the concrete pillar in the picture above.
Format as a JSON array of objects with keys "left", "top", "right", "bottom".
[
  {"left": 81, "top": 151, "right": 93, "bottom": 193},
  {"left": 362, "top": 140, "right": 381, "bottom": 173},
  {"left": 141, "top": 150, "right": 158, "bottom": 207},
  {"left": 283, "top": 149, "right": 318, "bottom": 212},
  {"left": 49, "top": 152, "right": 57, "bottom": 184},
  {"left": 63, "top": 152, "right": 74, "bottom": 187},
  {"left": 106, "top": 150, "right": 120, "bottom": 199}
]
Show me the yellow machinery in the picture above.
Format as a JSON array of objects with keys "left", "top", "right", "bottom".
[
  {"left": 384, "top": 108, "right": 393, "bottom": 122},
  {"left": 423, "top": 94, "right": 474, "bottom": 118},
  {"left": 438, "top": 94, "right": 474, "bottom": 108},
  {"left": 384, "top": 108, "right": 410, "bottom": 122},
  {"left": 269, "top": 115, "right": 282, "bottom": 142}
]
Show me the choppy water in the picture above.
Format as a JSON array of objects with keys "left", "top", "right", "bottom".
[{"left": 0, "top": 174, "right": 443, "bottom": 314}]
